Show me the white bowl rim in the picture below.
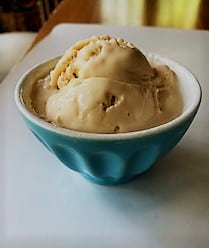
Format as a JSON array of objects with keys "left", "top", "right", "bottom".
[{"left": 14, "top": 54, "right": 202, "bottom": 141}]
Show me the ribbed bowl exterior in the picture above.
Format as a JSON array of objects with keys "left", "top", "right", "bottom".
[{"left": 21, "top": 114, "right": 194, "bottom": 185}]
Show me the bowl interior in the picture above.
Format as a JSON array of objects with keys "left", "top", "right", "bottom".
[{"left": 147, "top": 54, "right": 201, "bottom": 114}]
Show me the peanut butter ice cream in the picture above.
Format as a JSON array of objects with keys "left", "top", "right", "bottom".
[{"left": 30, "top": 35, "right": 183, "bottom": 133}]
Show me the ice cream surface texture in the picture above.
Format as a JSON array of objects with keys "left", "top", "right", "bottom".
[{"left": 30, "top": 35, "right": 183, "bottom": 133}]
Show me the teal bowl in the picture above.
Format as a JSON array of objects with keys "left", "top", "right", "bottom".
[{"left": 14, "top": 55, "right": 201, "bottom": 185}]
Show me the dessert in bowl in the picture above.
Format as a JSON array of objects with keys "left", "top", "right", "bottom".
[{"left": 14, "top": 35, "right": 201, "bottom": 185}]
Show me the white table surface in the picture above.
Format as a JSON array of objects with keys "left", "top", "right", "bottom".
[
  {"left": 0, "top": 32, "right": 36, "bottom": 82},
  {"left": 1, "top": 24, "right": 209, "bottom": 248}
]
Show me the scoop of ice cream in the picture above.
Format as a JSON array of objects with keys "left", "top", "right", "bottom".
[
  {"left": 30, "top": 35, "right": 183, "bottom": 133},
  {"left": 46, "top": 77, "right": 159, "bottom": 133},
  {"left": 50, "top": 35, "right": 154, "bottom": 89},
  {"left": 45, "top": 65, "right": 182, "bottom": 133}
]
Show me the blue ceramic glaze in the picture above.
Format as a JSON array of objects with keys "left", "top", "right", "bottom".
[{"left": 20, "top": 112, "right": 195, "bottom": 185}]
